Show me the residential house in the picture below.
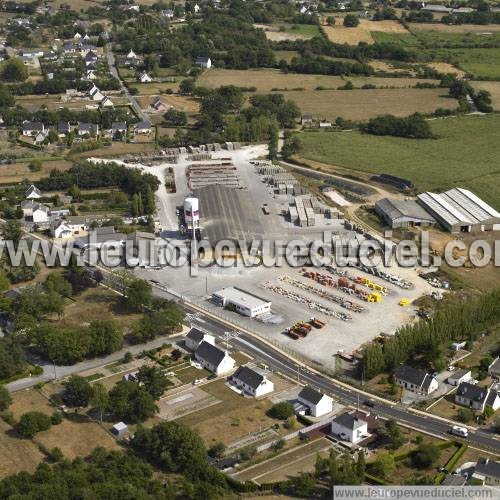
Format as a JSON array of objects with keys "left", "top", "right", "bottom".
[
  {"left": 65, "top": 216, "right": 91, "bottom": 234},
  {"left": 472, "top": 459, "right": 500, "bottom": 486},
  {"left": 488, "top": 357, "right": 500, "bottom": 379},
  {"left": 195, "top": 56, "right": 212, "bottom": 69},
  {"left": 74, "top": 32, "right": 82, "bottom": 40},
  {"left": 50, "top": 220, "right": 73, "bottom": 239},
  {"left": 21, "top": 200, "right": 49, "bottom": 223},
  {"left": 34, "top": 129, "right": 49, "bottom": 145},
  {"left": 80, "top": 43, "right": 96, "bottom": 57},
  {"left": 85, "top": 51, "right": 98, "bottom": 66},
  {"left": 319, "top": 120, "right": 332, "bottom": 128},
  {"left": 455, "top": 382, "right": 500, "bottom": 412},
  {"left": 301, "top": 114, "right": 313, "bottom": 125},
  {"left": 21, "top": 49, "right": 44, "bottom": 58},
  {"left": 85, "top": 69, "right": 97, "bottom": 81},
  {"left": 89, "top": 84, "right": 104, "bottom": 102},
  {"left": 395, "top": 365, "right": 439, "bottom": 395},
  {"left": 231, "top": 365, "right": 274, "bottom": 397},
  {"left": 63, "top": 41, "right": 76, "bottom": 54},
  {"left": 447, "top": 369, "right": 472, "bottom": 387},
  {"left": 125, "top": 49, "right": 139, "bottom": 66},
  {"left": 100, "top": 96, "right": 114, "bottom": 108},
  {"left": 77, "top": 122, "right": 99, "bottom": 136},
  {"left": 43, "top": 50, "right": 58, "bottom": 60},
  {"left": 331, "top": 412, "right": 368, "bottom": 444},
  {"left": 109, "top": 121, "right": 127, "bottom": 139},
  {"left": 134, "top": 120, "right": 152, "bottom": 135},
  {"left": 22, "top": 121, "right": 45, "bottom": 137},
  {"left": 138, "top": 71, "right": 152, "bottom": 83},
  {"left": 58, "top": 122, "right": 71, "bottom": 137},
  {"left": 194, "top": 3, "right": 201, "bottom": 13},
  {"left": 297, "top": 386, "right": 333, "bottom": 417},
  {"left": 151, "top": 96, "right": 169, "bottom": 113},
  {"left": 194, "top": 341, "right": 235, "bottom": 376},
  {"left": 24, "top": 184, "right": 42, "bottom": 199},
  {"left": 185, "top": 327, "right": 215, "bottom": 351}
]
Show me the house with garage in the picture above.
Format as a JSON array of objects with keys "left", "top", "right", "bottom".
[
  {"left": 297, "top": 386, "right": 333, "bottom": 417},
  {"left": 231, "top": 365, "right": 274, "bottom": 397},
  {"left": 331, "top": 412, "right": 368, "bottom": 444},
  {"left": 395, "top": 365, "right": 438, "bottom": 395},
  {"left": 24, "top": 184, "right": 42, "bottom": 199},
  {"left": 184, "top": 327, "right": 215, "bottom": 351},
  {"left": 194, "top": 341, "right": 235, "bottom": 376},
  {"left": 455, "top": 382, "right": 500, "bottom": 412},
  {"left": 447, "top": 369, "right": 473, "bottom": 387}
]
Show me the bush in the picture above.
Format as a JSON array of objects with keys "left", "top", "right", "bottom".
[
  {"left": 0, "top": 386, "right": 12, "bottom": 411},
  {"left": 51, "top": 411, "right": 63, "bottom": 425},
  {"left": 267, "top": 402, "right": 294, "bottom": 420},
  {"left": 49, "top": 447, "right": 64, "bottom": 462},
  {"left": 457, "top": 408, "right": 474, "bottom": 424},
  {"left": 344, "top": 14, "right": 360, "bottom": 27},
  {"left": 63, "top": 376, "right": 92, "bottom": 407},
  {"left": 208, "top": 441, "right": 226, "bottom": 458},
  {"left": 410, "top": 443, "right": 441, "bottom": 469},
  {"left": 16, "top": 411, "right": 52, "bottom": 438}
]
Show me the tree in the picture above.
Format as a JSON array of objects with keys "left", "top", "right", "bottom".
[
  {"left": 164, "top": 108, "right": 187, "bottom": 126},
  {"left": 326, "top": 16, "right": 336, "bottom": 26},
  {"left": 16, "top": 411, "right": 52, "bottom": 438},
  {"left": 343, "top": 14, "right": 360, "bottom": 27},
  {"left": 45, "top": 272, "right": 72, "bottom": 297},
  {"left": 1, "top": 58, "right": 28, "bottom": 82},
  {"left": 283, "top": 472, "right": 316, "bottom": 498},
  {"left": 63, "top": 375, "right": 92, "bottom": 407},
  {"left": 208, "top": 441, "right": 226, "bottom": 458},
  {"left": 0, "top": 85, "right": 14, "bottom": 107},
  {"left": 179, "top": 78, "right": 196, "bottom": 95},
  {"left": 381, "top": 420, "right": 405, "bottom": 450},
  {"left": 281, "top": 135, "right": 302, "bottom": 159},
  {"left": 124, "top": 278, "right": 152, "bottom": 312},
  {"left": 371, "top": 452, "right": 395, "bottom": 478},
  {"left": 484, "top": 405, "right": 495, "bottom": 419},
  {"left": 88, "top": 320, "right": 123, "bottom": 357},
  {"left": 267, "top": 401, "right": 294, "bottom": 420},
  {"left": 411, "top": 442, "right": 441, "bottom": 469},
  {"left": 0, "top": 386, "right": 12, "bottom": 411},
  {"left": 108, "top": 380, "right": 158, "bottom": 423},
  {"left": 457, "top": 408, "right": 474, "bottom": 423},
  {"left": 131, "top": 421, "right": 210, "bottom": 478},
  {"left": 1, "top": 220, "right": 23, "bottom": 245},
  {"left": 91, "top": 382, "right": 109, "bottom": 423},
  {"left": 137, "top": 365, "right": 170, "bottom": 400}
]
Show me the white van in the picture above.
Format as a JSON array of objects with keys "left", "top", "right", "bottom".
[{"left": 451, "top": 425, "right": 468, "bottom": 438}]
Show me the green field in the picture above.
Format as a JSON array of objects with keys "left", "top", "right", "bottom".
[
  {"left": 298, "top": 114, "right": 500, "bottom": 209},
  {"left": 281, "top": 23, "right": 322, "bottom": 39},
  {"left": 371, "top": 31, "right": 420, "bottom": 47}
]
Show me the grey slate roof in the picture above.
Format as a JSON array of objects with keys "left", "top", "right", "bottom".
[
  {"left": 333, "top": 412, "right": 366, "bottom": 431},
  {"left": 195, "top": 341, "right": 226, "bottom": 366},
  {"left": 456, "top": 382, "right": 489, "bottom": 403},
  {"left": 232, "top": 366, "right": 264, "bottom": 390},
  {"left": 448, "top": 369, "right": 471, "bottom": 382},
  {"left": 22, "top": 121, "right": 44, "bottom": 132},
  {"left": 441, "top": 475, "right": 466, "bottom": 486},
  {"left": 111, "top": 121, "right": 127, "bottom": 131},
  {"left": 186, "top": 327, "right": 205, "bottom": 343},
  {"left": 376, "top": 198, "right": 435, "bottom": 222},
  {"left": 298, "top": 385, "right": 325, "bottom": 405},
  {"left": 489, "top": 357, "right": 500, "bottom": 375},
  {"left": 395, "top": 365, "right": 428, "bottom": 387},
  {"left": 475, "top": 459, "right": 500, "bottom": 479}
]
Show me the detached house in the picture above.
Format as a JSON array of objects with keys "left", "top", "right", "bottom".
[
  {"left": 231, "top": 365, "right": 274, "bottom": 398},
  {"left": 78, "top": 122, "right": 99, "bottom": 137},
  {"left": 58, "top": 122, "right": 71, "bottom": 137},
  {"left": 488, "top": 357, "right": 500, "bottom": 380},
  {"left": 395, "top": 365, "right": 438, "bottom": 395},
  {"left": 195, "top": 56, "right": 211, "bottom": 69},
  {"left": 125, "top": 49, "right": 139, "bottom": 66},
  {"left": 472, "top": 459, "right": 500, "bottom": 486},
  {"left": 109, "top": 121, "right": 127, "bottom": 139},
  {"left": 455, "top": 382, "right": 500, "bottom": 412},
  {"left": 297, "top": 386, "right": 333, "bottom": 417},
  {"left": 134, "top": 120, "right": 152, "bottom": 135},
  {"left": 138, "top": 71, "right": 152, "bottom": 83},
  {"left": 194, "top": 341, "right": 235, "bottom": 376},
  {"left": 22, "top": 121, "right": 45, "bottom": 137},
  {"left": 100, "top": 96, "right": 114, "bottom": 108},
  {"left": 89, "top": 84, "right": 104, "bottom": 102},
  {"left": 151, "top": 96, "right": 169, "bottom": 113},
  {"left": 24, "top": 184, "right": 42, "bottom": 199},
  {"left": 331, "top": 412, "right": 368, "bottom": 444},
  {"left": 21, "top": 200, "right": 49, "bottom": 223},
  {"left": 185, "top": 327, "right": 215, "bottom": 351}
]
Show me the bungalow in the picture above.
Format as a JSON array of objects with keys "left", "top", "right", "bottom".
[
  {"left": 447, "top": 369, "right": 472, "bottom": 387},
  {"left": 22, "top": 121, "right": 45, "bottom": 137},
  {"left": 138, "top": 71, "right": 152, "bottom": 83},
  {"left": 184, "top": 327, "right": 215, "bottom": 351},
  {"left": 21, "top": 200, "right": 49, "bottom": 223},
  {"left": 195, "top": 56, "right": 212, "bottom": 69},
  {"left": 231, "top": 365, "right": 274, "bottom": 398},
  {"left": 394, "top": 365, "right": 438, "bottom": 395},
  {"left": 297, "top": 386, "right": 333, "bottom": 417},
  {"left": 455, "top": 382, "right": 500, "bottom": 412},
  {"left": 331, "top": 412, "right": 368, "bottom": 444},
  {"left": 489, "top": 357, "right": 500, "bottom": 380},
  {"left": 472, "top": 459, "right": 500, "bottom": 486},
  {"left": 77, "top": 122, "right": 99, "bottom": 136},
  {"left": 24, "top": 184, "right": 42, "bottom": 199},
  {"left": 194, "top": 341, "right": 235, "bottom": 376},
  {"left": 134, "top": 120, "right": 152, "bottom": 135},
  {"left": 58, "top": 121, "right": 71, "bottom": 137}
]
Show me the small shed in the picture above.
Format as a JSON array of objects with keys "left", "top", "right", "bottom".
[{"left": 112, "top": 422, "right": 128, "bottom": 437}]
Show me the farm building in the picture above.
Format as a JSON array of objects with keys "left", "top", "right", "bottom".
[
  {"left": 417, "top": 188, "right": 500, "bottom": 233},
  {"left": 212, "top": 286, "right": 271, "bottom": 318},
  {"left": 374, "top": 198, "right": 436, "bottom": 229}
]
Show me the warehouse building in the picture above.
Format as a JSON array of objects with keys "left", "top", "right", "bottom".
[
  {"left": 417, "top": 188, "right": 500, "bottom": 233},
  {"left": 212, "top": 286, "right": 271, "bottom": 318},
  {"left": 374, "top": 198, "right": 436, "bottom": 229}
]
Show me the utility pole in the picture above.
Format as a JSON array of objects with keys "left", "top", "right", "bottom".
[{"left": 52, "top": 360, "right": 57, "bottom": 381}]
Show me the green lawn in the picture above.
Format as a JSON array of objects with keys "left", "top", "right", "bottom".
[
  {"left": 298, "top": 114, "right": 500, "bottom": 209},
  {"left": 281, "top": 23, "right": 322, "bottom": 39},
  {"left": 371, "top": 31, "right": 421, "bottom": 48}
]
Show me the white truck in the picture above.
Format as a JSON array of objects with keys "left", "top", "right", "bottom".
[{"left": 451, "top": 425, "right": 468, "bottom": 438}]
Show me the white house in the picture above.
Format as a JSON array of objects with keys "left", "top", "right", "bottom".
[
  {"left": 472, "top": 459, "right": 500, "bottom": 486},
  {"left": 447, "top": 369, "right": 472, "bottom": 387},
  {"left": 85, "top": 69, "right": 97, "bottom": 81},
  {"left": 133, "top": 120, "right": 152, "bottom": 135},
  {"left": 331, "top": 413, "right": 368, "bottom": 444},
  {"left": 21, "top": 200, "right": 49, "bottom": 223},
  {"left": 185, "top": 327, "right": 215, "bottom": 351},
  {"left": 89, "top": 85, "right": 104, "bottom": 102},
  {"left": 24, "top": 184, "right": 42, "bottom": 199},
  {"left": 395, "top": 365, "right": 439, "bottom": 395},
  {"left": 194, "top": 341, "right": 235, "bottom": 376},
  {"left": 22, "top": 121, "right": 45, "bottom": 137},
  {"left": 195, "top": 56, "right": 212, "bottom": 68},
  {"left": 231, "top": 365, "right": 274, "bottom": 398},
  {"left": 100, "top": 96, "right": 114, "bottom": 108},
  {"left": 489, "top": 357, "right": 500, "bottom": 380},
  {"left": 455, "top": 382, "right": 500, "bottom": 412},
  {"left": 298, "top": 386, "right": 333, "bottom": 417},
  {"left": 50, "top": 220, "right": 73, "bottom": 239},
  {"left": 138, "top": 71, "right": 152, "bottom": 83}
]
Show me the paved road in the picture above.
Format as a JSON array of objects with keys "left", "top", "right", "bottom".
[{"left": 105, "top": 43, "right": 148, "bottom": 121}]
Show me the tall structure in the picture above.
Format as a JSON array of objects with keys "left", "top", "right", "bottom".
[{"left": 184, "top": 197, "right": 200, "bottom": 230}]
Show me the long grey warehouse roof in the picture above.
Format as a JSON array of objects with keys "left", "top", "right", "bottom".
[
  {"left": 376, "top": 198, "right": 435, "bottom": 222},
  {"left": 417, "top": 188, "right": 500, "bottom": 227}
]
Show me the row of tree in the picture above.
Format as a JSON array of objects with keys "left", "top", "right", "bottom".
[{"left": 361, "top": 113, "right": 434, "bottom": 139}]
